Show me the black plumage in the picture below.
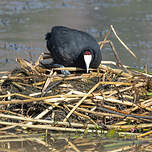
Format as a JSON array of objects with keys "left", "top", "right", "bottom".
[{"left": 45, "top": 26, "right": 102, "bottom": 72}]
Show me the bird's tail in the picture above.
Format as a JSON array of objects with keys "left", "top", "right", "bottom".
[{"left": 45, "top": 32, "right": 52, "bottom": 40}]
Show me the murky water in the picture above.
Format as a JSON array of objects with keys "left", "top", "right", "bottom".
[
  {"left": 0, "top": 0, "right": 152, "bottom": 71},
  {"left": 0, "top": 132, "right": 152, "bottom": 152}
]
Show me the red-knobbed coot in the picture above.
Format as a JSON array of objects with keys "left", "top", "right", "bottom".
[{"left": 45, "top": 26, "right": 102, "bottom": 73}]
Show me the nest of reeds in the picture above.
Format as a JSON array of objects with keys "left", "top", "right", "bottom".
[{"left": 0, "top": 25, "right": 152, "bottom": 138}]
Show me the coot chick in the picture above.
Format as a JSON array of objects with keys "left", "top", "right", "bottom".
[{"left": 45, "top": 26, "right": 102, "bottom": 73}]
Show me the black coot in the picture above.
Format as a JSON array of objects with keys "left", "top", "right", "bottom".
[{"left": 45, "top": 26, "right": 102, "bottom": 73}]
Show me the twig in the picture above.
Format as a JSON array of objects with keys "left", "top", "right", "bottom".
[
  {"left": 0, "top": 120, "right": 101, "bottom": 133},
  {"left": 111, "top": 25, "right": 139, "bottom": 61}
]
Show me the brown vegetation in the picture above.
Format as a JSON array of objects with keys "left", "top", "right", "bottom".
[{"left": 0, "top": 25, "right": 152, "bottom": 138}]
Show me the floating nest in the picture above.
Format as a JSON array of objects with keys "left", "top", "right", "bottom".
[{"left": 0, "top": 25, "right": 152, "bottom": 138}]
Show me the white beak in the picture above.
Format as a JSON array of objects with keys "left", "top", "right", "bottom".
[{"left": 84, "top": 54, "right": 92, "bottom": 73}]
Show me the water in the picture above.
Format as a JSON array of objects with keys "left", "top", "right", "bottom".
[
  {"left": 0, "top": 132, "right": 152, "bottom": 152},
  {"left": 0, "top": 0, "right": 152, "bottom": 71}
]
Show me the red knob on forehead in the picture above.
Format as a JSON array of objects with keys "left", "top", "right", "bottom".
[{"left": 84, "top": 51, "right": 91, "bottom": 55}]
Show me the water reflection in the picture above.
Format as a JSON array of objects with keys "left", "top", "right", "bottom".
[
  {"left": 0, "top": 0, "right": 152, "bottom": 70},
  {"left": 0, "top": 132, "right": 152, "bottom": 152}
]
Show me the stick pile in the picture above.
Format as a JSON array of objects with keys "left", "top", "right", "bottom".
[{"left": 0, "top": 25, "right": 152, "bottom": 138}]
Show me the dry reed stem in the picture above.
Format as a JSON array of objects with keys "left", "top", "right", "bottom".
[
  {"left": 95, "top": 96, "right": 135, "bottom": 106},
  {"left": 0, "top": 93, "right": 36, "bottom": 99},
  {"left": 67, "top": 105, "right": 137, "bottom": 120},
  {"left": 101, "top": 65, "right": 132, "bottom": 78},
  {"left": 0, "top": 120, "right": 101, "bottom": 133},
  {"left": 53, "top": 67, "right": 86, "bottom": 71},
  {"left": 0, "top": 137, "right": 40, "bottom": 142},
  {"left": 34, "top": 53, "right": 44, "bottom": 67},
  {"left": 0, "top": 94, "right": 98, "bottom": 105},
  {"left": 107, "top": 123, "right": 152, "bottom": 130},
  {"left": 104, "top": 82, "right": 146, "bottom": 97},
  {"left": 0, "top": 113, "right": 97, "bottom": 128},
  {"left": 99, "top": 26, "right": 111, "bottom": 50},
  {"left": 0, "top": 125, "right": 17, "bottom": 131},
  {"left": 137, "top": 130, "right": 152, "bottom": 138},
  {"left": 41, "top": 70, "right": 54, "bottom": 94},
  {"left": 65, "top": 138, "right": 80, "bottom": 152},
  {"left": 16, "top": 58, "right": 39, "bottom": 74},
  {"left": 110, "top": 25, "right": 138, "bottom": 61}
]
